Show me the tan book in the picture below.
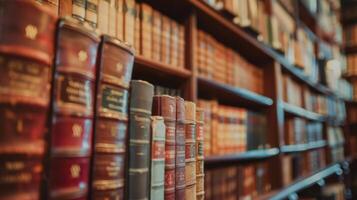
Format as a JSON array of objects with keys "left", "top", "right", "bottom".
[
  {"left": 124, "top": 0, "right": 136, "bottom": 45},
  {"left": 98, "top": 0, "right": 109, "bottom": 34},
  {"left": 178, "top": 24, "right": 185, "bottom": 68},
  {"left": 116, "top": 0, "right": 124, "bottom": 40},
  {"left": 140, "top": 3, "right": 153, "bottom": 59},
  {"left": 108, "top": 0, "right": 116, "bottom": 36},
  {"left": 85, "top": 0, "right": 98, "bottom": 28},
  {"left": 59, "top": 0, "right": 72, "bottom": 17},
  {"left": 152, "top": 10, "right": 162, "bottom": 62},
  {"left": 170, "top": 20, "right": 179, "bottom": 67},
  {"left": 134, "top": 3, "right": 141, "bottom": 54},
  {"left": 72, "top": 0, "right": 86, "bottom": 21},
  {"left": 161, "top": 15, "right": 171, "bottom": 64}
]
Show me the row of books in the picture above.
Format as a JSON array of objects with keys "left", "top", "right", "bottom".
[
  {"left": 197, "top": 99, "right": 268, "bottom": 156},
  {"left": 285, "top": 117, "right": 324, "bottom": 145},
  {"left": 196, "top": 29, "right": 264, "bottom": 94},
  {"left": 327, "top": 127, "right": 345, "bottom": 163},
  {"left": 346, "top": 54, "right": 357, "bottom": 76},
  {"left": 282, "top": 149, "right": 326, "bottom": 185},
  {"left": 204, "top": 162, "right": 271, "bottom": 200},
  {"left": 40, "top": 0, "right": 185, "bottom": 69},
  {"left": 0, "top": 2, "right": 204, "bottom": 199}
]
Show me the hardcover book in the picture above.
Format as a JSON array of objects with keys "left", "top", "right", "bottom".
[
  {"left": 152, "top": 95, "right": 177, "bottom": 200},
  {"left": 91, "top": 35, "right": 134, "bottom": 199},
  {"left": 150, "top": 116, "right": 166, "bottom": 200},
  {"left": 0, "top": 1, "right": 56, "bottom": 199},
  {"left": 127, "top": 80, "right": 154, "bottom": 200},
  {"left": 175, "top": 97, "right": 186, "bottom": 200},
  {"left": 47, "top": 19, "right": 100, "bottom": 199},
  {"left": 124, "top": 0, "right": 136, "bottom": 45},
  {"left": 196, "top": 108, "right": 205, "bottom": 199}
]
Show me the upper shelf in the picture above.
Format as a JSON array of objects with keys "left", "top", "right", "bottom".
[
  {"left": 204, "top": 148, "right": 280, "bottom": 167},
  {"left": 283, "top": 102, "right": 326, "bottom": 122},
  {"left": 197, "top": 76, "right": 273, "bottom": 108},
  {"left": 281, "top": 141, "right": 327, "bottom": 153},
  {"left": 269, "top": 164, "right": 343, "bottom": 200}
]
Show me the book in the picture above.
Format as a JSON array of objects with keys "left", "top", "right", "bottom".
[
  {"left": 152, "top": 10, "right": 162, "bottom": 62},
  {"left": 150, "top": 116, "right": 166, "bottom": 200},
  {"left": 47, "top": 18, "right": 100, "bottom": 199},
  {"left": 184, "top": 101, "right": 197, "bottom": 200},
  {"left": 175, "top": 97, "right": 186, "bottom": 199},
  {"left": 85, "top": 0, "right": 99, "bottom": 28},
  {"left": 0, "top": 1, "right": 56, "bottom": 199},
  {"left": 98, "top": 0, "right": 109, "bottom": 34},
  {"left": 72, "top": 0, "right": 86, "bottom": 21},
  {"left": 196, "top": 108, "right": 205, "bottom": 200},
  {"left": 141, "top": 3, "right": 153, "bottom": 59},
  {"left": 124, "top": 0, "right": 136, "bottom": 46},
  {"left": 161, "top": 15, "right": 171, "bottom": 65},
  {"left": 91, "top": 35, "right": 134, "bottom": 199},
  {"left": 127, "top": 80, "right": 154, "bottom": 200},
  {"left": 108, "top": 0, "right": 117, "bottom": 36},
  {"left": 134, "top": 3, "right": 141, "bottom": 55},
  {"left": 152, "top": 95, "right": 177, "bottom": 200},
  {"left": 116, "top": 0, "right": 125, "bottom": 40}
]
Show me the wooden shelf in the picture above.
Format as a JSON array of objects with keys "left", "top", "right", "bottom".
[
  {"left": 283, "top": 102, "right": 325, "bottom": 122},
  {"left": 204, "top": 148, "right": 279, "bottom": 166},
  {"left": 270, "top": 164, "right": 343, "bottom": 200},
  {"left": 133, "top": 55, "right": 191, "bottom": 86},
  {"left": 281, "top": 141, "right": 327, "bottom": 153},
  {"left": 197, "top": 76, "right": 273, "bottom": 108}
]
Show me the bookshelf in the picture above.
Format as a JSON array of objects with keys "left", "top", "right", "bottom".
[{"left": 2, "top": 0, "right": 352, "bottom": 199}]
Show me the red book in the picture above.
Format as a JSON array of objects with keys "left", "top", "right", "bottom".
[
  {"left": 47, "top": 19, "right": 100, "bottom": 199},
  {"left": 0, "top": 1, "right": 56, "bottom": 199},
  {"left": 175, "top": 97, "right": 185, "bottom": 199}
]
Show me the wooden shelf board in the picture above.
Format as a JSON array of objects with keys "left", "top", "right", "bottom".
[
  {"left": 270, "top": 164, "right": 343, "bottom": 200},
  {"left": 283, "top": 102, "right": 325, "bottom": 122},
  {"left": 281, "top": 141, "right": 327, "bottom": 153},
  {"left": 197, "top": 76, "right": 273, "bottom": 107},
  {"left": 204, "top": 148, "right": 279, "bottom": 165}
]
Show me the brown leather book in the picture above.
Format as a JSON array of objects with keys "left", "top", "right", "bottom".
[
  {"left": 127, "top": 80, "right": 154, "bottom": 200},
  {"left": 91, "top": 35, "right": 134, "bottom": 199},
  {"left": 72, "top": 0, "right": 86, "bottom": 21},
  {"left": 116, "top": 0, "right": 125, "bottom": 40},
  {"left": 0, "top": 1, "right": 56, "bottom": 199},
  {"left": 108, "top": 0, "right": 117, "bottom": 36},
  {"left": 59, "top": 0, "right": 72, "bottom": 17},
  {"left": 124, "top": 0, "right": 136, "bottom": 46},
  {"left": 152, "top": 95, "right": 177, "bottom": 200},
  {"left": 175, "top": 97, "right": 186, "bottom": 200},
  {"left": 196, "top": 108, "right": 205, "bottom": 199},
  {"left": 134, "top": 3, "right": 141, "bottom": 55},
  {"left": 85, "top": 0, "right": 99, "bottom": 28},
  {"left": 177, "top": 24, "right": 185, "bottom": 68},
  {"left": 140, "top": 3, "right": 153, "bottom": 59},
  {"left": 98, "top": 0, "right": 110, "bottom": 34},
  {"left": 170, "top": 20, "right": 179, "bottom": 67},
  {"left": 47, "top": 18, "right": 100, "bottom": 199},
  {"left": 161, "top": 15, "right": 171, "bottom": 65},
  {"left": 152, "top": 10, "right": 162, "bottom": 62},
  {"left": 184, "top": 101, "right": 196, "bottom": 200}
]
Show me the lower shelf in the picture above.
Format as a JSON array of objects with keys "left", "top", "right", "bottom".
[{"left": 269, "top": 163, "right": 343, "bottom": 200}]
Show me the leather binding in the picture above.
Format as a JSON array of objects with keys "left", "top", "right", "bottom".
[
  {"left": 177, "top": 24, "right": 185, "bottom": 68},
  {"left": 170, "top": 21, "right": 179, "bottom": 67},
  {"left": 161, "top": 15, "right": 171, "bottom": 65},
  {"left": 134, "top": 3, "right": 141, "bottom": 55},
  {"left": 116, "top": 0, "right": 125, "bottom": 41},
  {"left": 175, "top": 97, "right": 186, "bottom": 200},
  {"left": 91, "top": 35, "right": 134, "bottom": 199},
  {"left": 72, "top": 0, "right": 86, "bottom": 21},
  {"left": 152, "top": 95, "right": 177, "bottom": 200},
  {"left": 85, "top": 0, "right": 99, "bottom": 28},
  {"left": 47, "top": 19, "right": 99, "bottom": 199},
  {"left": 196, "top": 108, "right": 205, "bottom": 199},
  {"left": 152, "top": 10, "right": 162, "bottom": 62},
  {"left": 124, "top": 0, "right": 136, "bottom": 46},
  {"left": 184, "top": 101, "right": 197, "bottom": 200},
  {"left": 108, "top": 0, "right": 117, "bottom": 37},
  {"left": 141, "top": 3, "right": 153, "bottom": 59},
  {"left": 98, "top": 0, "right": 110, "bottom": 34},
  {"left": 150, "top": 116, "right": 166, "bottom": 200},
  {"left": 127, "top": 80, "right": 154, "bottom": 200},
  {"left": 0, "top": 1, "right": 56, "bottom": 199}
]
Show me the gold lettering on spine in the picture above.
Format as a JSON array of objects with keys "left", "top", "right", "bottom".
[
  {"left": 72, "top": 124, "right": 82, "bottom": 137},
  {"left": 25, "top": 25, "right": 38, "bottom": 40},
  {"left": 70, "top": 164, "right": 81, "bottom": 178},
  {"left": 78, "top": 50, "right": 88, "bottom": 62}
]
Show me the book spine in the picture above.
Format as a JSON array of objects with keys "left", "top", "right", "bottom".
[
  {"left": 72, "top": 0, "right": 86, "bottom": 21},
  {"left": 152, "top": 10, "right": 162, "bottom": 62},
  {"left": 170, "top": 20, "right": 179, "bottom": 67},
  {"left": 127, "top": 80, "right": 154, "bottom": 200},
  {"left": 184, "top": 101, "right": 197, "bottom": 200},
  {"left": 85, "top": 0, "right": 99, "bottom": 28},
  {"left": 98, "top": 0, "right": 110, "bottom": 34},
  {"left": 59, "top": 0, "right": 72, "bottom": 17},
  {"left": 134, "top": 3, "right": 141, "bottom": 55},
  {"left": 108, "top": 0, "right": 117, "bottom": 36},
  {"left": 150, "top": 116, "right": 166, "bottom": 200},
  {"left": 196, "top": 108, "right": 205, "bottom": 199},
  {"left": 116, "top": 0, "right": 124, "bottom": 40},
  {"left": 161, "top": 15, "right": 171, "bottom": 65},
  {"left": 175, "top": 97, "right": 186, "bottom": 200},
  {"left": 177, "top": 24, "right": 185, "bottom": 68},
  {"left": 48, "top": 19, "right": 99, "bottom": 199},
  {"left": 152, "top": 95, "right": 177, "bottom": 200},
  {"left": 141, "top": 3, "right": 153, "bottom": 59},
  {"left": 124, "top": 0, "right": 136, "bottom": 46},
  {"left": 0, "top": 1, "right": 56, "bottom": 199},
  {"left": 91, "top": 35, "right": 134, "bottom": 199}
]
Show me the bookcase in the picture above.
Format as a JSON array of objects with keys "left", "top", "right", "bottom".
[{"left": 3, "top": 0, "right": 354, "bottom": 199}]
